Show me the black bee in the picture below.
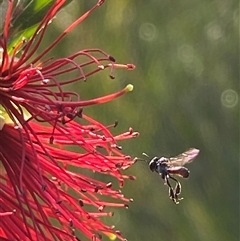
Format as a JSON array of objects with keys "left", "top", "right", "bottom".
[{"left": 147, "top": 148, "right": 200, "bottom": 204}]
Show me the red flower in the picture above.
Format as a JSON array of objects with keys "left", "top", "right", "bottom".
[{"left": 0, "top": 1, "right": 138, "bottom": 240}]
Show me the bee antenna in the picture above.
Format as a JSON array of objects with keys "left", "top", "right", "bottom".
[
  {"left": 142, "top": 152, "right": 149, "bottom": 158},
  {"left": 135, "top": 158, "right": 146, "bottom": 162},
  {"left": 135, "top": 152, "right": 150, "bottom": 163}
]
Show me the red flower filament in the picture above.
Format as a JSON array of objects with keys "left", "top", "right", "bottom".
[{"left": 0, "top": 1, "right": 137, "bottom": 241}]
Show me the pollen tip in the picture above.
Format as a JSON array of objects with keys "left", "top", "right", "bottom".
[
  {"left": 98, "top": 65, "right": 104, "bottom": 70},
  {"left": 115, "top": 163, "right": 123, "bottom": 168},
  {"left": 49, "top": 136, "right": 54, "bottom": 144},
  {"left": 98, "top": 205, "right": 105, "bottom": 211},
  {"left": 109, "top": 74, "right": 115, "bottom": 79},
  {"left": 124, "top": 204, "right": 129, "bottom": 209},
  {"left": 114, "top": 120, "right": 118, "bottom": 127},
  {"left": 108, "top": 55, "right": 116, "bottom": 62},
  {"left": 97, "top": 0, "right": 105, "bottom": 7},
  {"left": 106, "top": 182, "right": 112, "bottom": 188},
  {"left": 132, "top": 131, "right": 139, "bottom": 137},
  {"left": 127, "top": 63, "right": 136, "bottom": 70},
  {"left": 125, "top": 84, "right": 134, "bottom": 92},
  {"left": 129, "top": 175, "right": 136, "bottom": 180},
  {"left": 78, "top": 199, "right": 84, "bottom": 207}
]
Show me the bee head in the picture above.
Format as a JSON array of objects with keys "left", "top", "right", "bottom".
[{"left": 149, "top": 157, "right": 159, "bottom": 172}]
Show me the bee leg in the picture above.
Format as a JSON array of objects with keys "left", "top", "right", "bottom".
[
  {"left": 169, "top": 175, "right": 183, "bottom": 203},
  {"left": 175, "top": 181, "right": 181, "bottom": 196},
  {"left": 165, "top": 177, "right": 177, "bottom": 204},
  {"left": 175, "top": 182, "right": 183, "bottom": 202}
]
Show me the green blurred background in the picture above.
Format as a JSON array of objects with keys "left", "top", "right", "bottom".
[{"left": 41, "top": 1, "right": 239, "bottom": 241}]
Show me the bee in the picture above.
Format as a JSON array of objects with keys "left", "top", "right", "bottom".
[{"left": 143, "top": 148, "right": 200, "bottom": 204}]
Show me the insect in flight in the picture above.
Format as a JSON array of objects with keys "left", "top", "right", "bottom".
[{"left": 141, "top": 148, "right": 200, "bottom": 204}]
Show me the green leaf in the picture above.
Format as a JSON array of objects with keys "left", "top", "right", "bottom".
[{"left": 2, "top": 0, "right": 72, "bottom": 51}]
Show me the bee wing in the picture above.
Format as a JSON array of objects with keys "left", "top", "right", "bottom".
[
  {"left": 169, "top": 148, "right": 200, "bottom": 166},
  {"left": 168, "top": 166, "right": 190, "bottom": 178}
]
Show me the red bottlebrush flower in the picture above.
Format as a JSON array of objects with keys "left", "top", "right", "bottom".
[{"left": 0, "top": 1, "right": 138, "bottom": 241}]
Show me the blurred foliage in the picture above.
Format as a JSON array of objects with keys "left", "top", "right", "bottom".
[
  {"left": 35, "top": 0, "right": 239, "bottom": 241},
  {"left": 0, "top": 0, "right": 72, "bottom": 50}
]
